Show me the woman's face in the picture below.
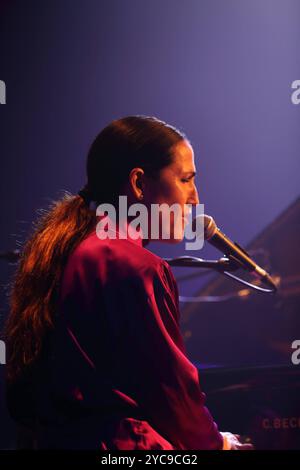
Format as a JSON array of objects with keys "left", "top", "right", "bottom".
[{"left": 143, "top": 139, "right": 200, "bottom": 243}]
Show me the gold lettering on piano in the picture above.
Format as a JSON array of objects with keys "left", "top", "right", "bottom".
[{"left": 262, "top": 417, "right": 300, "bottom": 430}]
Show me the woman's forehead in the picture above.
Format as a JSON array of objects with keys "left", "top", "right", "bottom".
[{"left": 170, "top": 141, "right": 196, "bottom": 171}]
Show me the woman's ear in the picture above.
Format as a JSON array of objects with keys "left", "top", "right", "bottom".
[{"left": 128, "top": 167, "right": 145, "bottom": 201}]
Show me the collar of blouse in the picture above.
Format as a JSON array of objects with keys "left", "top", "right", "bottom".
[{"left": 95, "top": 214, "right": 145, "bottom": 248}]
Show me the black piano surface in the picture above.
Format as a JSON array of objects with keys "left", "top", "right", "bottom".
[{"left": 199, "top": 364, "right": 300, "bottom": 450}]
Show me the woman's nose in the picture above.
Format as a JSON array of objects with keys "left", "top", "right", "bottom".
[{"left": 188, "top": 185, "right": 200, "bottom": 205}]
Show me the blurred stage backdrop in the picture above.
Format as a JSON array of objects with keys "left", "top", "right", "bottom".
[{"left": 0, "top": 0, "right": 299, "bottom": 449}]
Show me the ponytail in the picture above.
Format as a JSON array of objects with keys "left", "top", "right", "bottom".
[{"left": 4, "top": 192, "right": 97, "bottom": 382}]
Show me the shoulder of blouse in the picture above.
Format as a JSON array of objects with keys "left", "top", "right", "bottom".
[{"left": 65, "top": 230, "right": 178, "bottom": 292}]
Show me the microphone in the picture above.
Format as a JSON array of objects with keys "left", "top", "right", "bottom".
[{"left": 193, "top": 214, "right": 278, "bottom": 291}]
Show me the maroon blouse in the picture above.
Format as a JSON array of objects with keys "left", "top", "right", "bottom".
[{"left": 7, "top": 219, "right": 223, "bottom": 450}]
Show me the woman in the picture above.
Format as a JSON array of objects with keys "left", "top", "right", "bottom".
[{"left": 5, "top": 115, "right": 251, "bottom": 450}]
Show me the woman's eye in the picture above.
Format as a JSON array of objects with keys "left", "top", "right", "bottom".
[{"left": 181, "top": 178, "right": 191, "bottom": 183}]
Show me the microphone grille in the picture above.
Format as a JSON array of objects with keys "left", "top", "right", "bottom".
[{"left": 192, "top": 214, "right": 217, "bottom": 240}]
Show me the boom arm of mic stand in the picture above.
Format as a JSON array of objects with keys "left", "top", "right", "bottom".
[
  {"left": 163, "top": 255, "right": 277, "bottom": 294},
  {"left": 163, "top": 256, "right": 240, "bottom": 272}
]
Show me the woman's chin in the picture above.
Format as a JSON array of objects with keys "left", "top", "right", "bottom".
[
  {"left": 148, "top": 222, "right": 185, "bottom": 244},
  {"left": 161, "top": 229, "right": 185, "bottom": 244},
  {"left": 169, "top": 236, "right": 184, "bottom": 244}
]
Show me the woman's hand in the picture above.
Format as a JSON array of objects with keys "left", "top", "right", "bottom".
[{"left": 221, "top": 432, "right": 254, "bottom": 450}]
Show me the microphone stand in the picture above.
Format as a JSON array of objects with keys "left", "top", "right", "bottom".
[
  {"left": 163, "top": 255, "right": 240, "bottom": 271},
  {"left": 0, "top": 250, "right": 20, "bottom": 262}
]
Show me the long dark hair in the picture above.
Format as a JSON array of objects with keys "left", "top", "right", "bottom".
[{"left": 5, "top": 115, "right": 187, "bottom": 381}]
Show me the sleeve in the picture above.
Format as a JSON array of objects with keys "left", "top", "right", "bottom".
[{"left": 115, "top": 260, "right": 223, "bottom": 450}]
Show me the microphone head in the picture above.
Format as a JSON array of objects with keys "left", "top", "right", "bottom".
[{"left": 192, "top": 214, "right": 217, "bottom": 240}]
